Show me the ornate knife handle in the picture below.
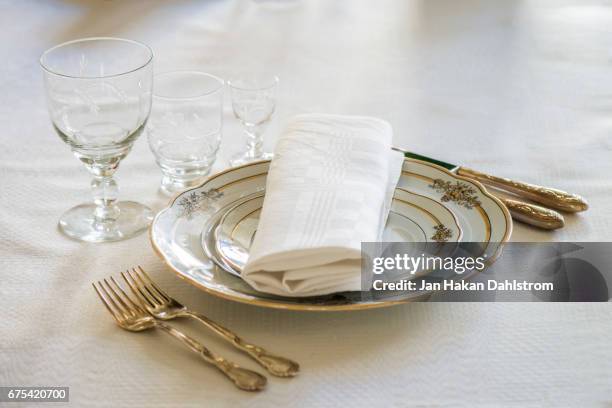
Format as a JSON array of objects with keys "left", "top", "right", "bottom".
[
  {"left": 185, "top": 311, "right": 300, "bottom": 377},
  {"left": 457, "top": 167, "right": 588, "bottom": 212},
  {"left": 502, "top": 198, "right": 564, "bottom": 230}
]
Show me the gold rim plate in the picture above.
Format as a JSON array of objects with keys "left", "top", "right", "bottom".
[{"left": 150, "top": 159, "right": 512, "bottom": 311}]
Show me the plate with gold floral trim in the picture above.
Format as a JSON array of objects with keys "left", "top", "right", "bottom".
[
  {"left": 209, "top": 188, "right": 463, "bottom": 277},
  {"left": 150, "top": 158, "right": 512, "bottom": 311}
]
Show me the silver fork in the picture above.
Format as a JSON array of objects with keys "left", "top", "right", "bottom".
[
  {"left": 122, "top": 266, "right": 299, "bottom": 378},
  {"left": 92, "top": 277, "right": 267, "bottom": 391}
]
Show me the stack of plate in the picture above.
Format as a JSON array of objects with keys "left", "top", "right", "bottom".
[{"left": 151, "top": 158, "right": 512, "bottom": 311}]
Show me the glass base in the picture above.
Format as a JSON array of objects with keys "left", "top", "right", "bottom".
[
  {"left": 159, "top": 174, "right": 209, "bottom": 196},
  {"left": 230, "top": 151, "right": 274, "bottom": 167},
  {"left": 58, "top": 201, "right": 154, "bottom": 243}
]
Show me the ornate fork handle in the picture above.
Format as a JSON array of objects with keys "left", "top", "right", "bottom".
[
  {"left": 183, "top": 311, "right": 299, "bottom": 377},
  {"left": 154, "top": 321, "right": 267, "bottom": 391},
  {"left": 458, "top": 167, "right": 588, "bottom": 212}
]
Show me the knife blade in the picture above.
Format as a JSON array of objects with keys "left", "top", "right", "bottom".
[{"left": 393, "top": 148, "right": 459, "bottom": 172}]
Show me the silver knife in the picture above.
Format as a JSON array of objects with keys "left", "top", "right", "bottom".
[
  {"left": 394, "top": 148, "right": 571, "bottom": 230},
  {"left": 394, "top": 148, "right": 587, "bottom": 212}
]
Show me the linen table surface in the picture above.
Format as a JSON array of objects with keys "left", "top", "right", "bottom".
[{"left": 1, "top": 1, "right": 611, "bottom": 407}]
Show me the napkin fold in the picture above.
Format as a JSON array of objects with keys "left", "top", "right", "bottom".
[{"left": 242, "top": 114, "right": 404, "bottom": 297}]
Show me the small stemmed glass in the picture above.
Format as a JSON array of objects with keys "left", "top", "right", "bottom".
[
  {"left": 228, "top": 75, "right": 278, "bottom": 166},
  {"left": 40, "top": 37, "right": 154, "bottom": 242}
]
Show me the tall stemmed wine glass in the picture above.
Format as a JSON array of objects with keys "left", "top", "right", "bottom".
[
  {"left": 40, "top": 37, "right": 154, "bottom": 242},
  {"left": 228, "top": 75, "right": 278, "bottom": 166}
]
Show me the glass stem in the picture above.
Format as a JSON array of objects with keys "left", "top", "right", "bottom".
[
  {"left": 88, "top": 164, "right": 120, "bottom": 227},
  {"left": 245, "top": 124, "right": 263, "bottom": 159}
]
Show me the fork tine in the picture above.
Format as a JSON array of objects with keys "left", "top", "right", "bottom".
[
  {"left": 92, "top": 282, "right": 123, "bottom": 324},
  {"left": 109, "top": 276, "right": 143, "bottom": 314},
  {"left": 127, "top": 267, "right": 163, "bottom": 306},
  {"left": 136, "top": 266, "right": 171, "bottom": 302},
  {"left": 95, "top": 280, "right": 127, "bottom": 320},
  {"left": 131, "top": 267, "right": 166, "bottom": 304},
  {"left": 122, "top": 269, "right": 158, "bottom": 308},
  {"left": 102, "top": 278, "right": 131, "bottom": 316}
]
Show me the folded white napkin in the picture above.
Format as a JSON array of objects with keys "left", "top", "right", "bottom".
[{"left": 242, "top": 114, "right": 404, "bottom": 297}]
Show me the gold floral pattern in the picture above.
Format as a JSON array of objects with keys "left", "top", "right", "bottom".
[
  {"left": 431, "top": 224, "right": 453, "bottom": 242},
  {"left": 429, "top": 179, "right": 481, "bottom": 209},
  {"left": 178, "top": 188, "right": 224, "bottom": 217}
]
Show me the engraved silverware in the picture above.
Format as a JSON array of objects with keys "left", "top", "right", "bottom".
[
  {"left": 499, "top": 197, "right": 564, "bottom": 230},
  {"left": 122, "top": 266, "right": 299, "bottom": 377},
  {"left": 457, "top": 167, "right": 587, "bottom": 213},
  {"left": 92, "top": 277, "right": 267, "bottom": 391},
  {"left": 396, "top": 149, "right": 588, "bottom": 213}
]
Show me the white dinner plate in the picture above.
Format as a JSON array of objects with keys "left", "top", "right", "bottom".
[{"left": 150, "top": 158, "right": 512, "bottom": 311}]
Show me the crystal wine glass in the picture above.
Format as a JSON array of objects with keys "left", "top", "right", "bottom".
[
  {"left": 40, "top": 37, "right": 154, "bottom": 242},
  {"left": 228, "top": 75, "right": 278, "bottom": 166},
  {"left": 147, "top": 71, "right": 224, "bottom": 195}
]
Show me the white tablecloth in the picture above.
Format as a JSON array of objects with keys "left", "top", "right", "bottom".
[{"left": 1, "top": 1, "right": 611, "bottom": 406}]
